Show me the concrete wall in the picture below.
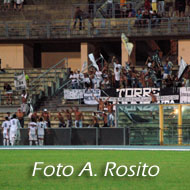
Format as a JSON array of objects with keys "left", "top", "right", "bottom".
[
  {"left": 0, "top": 44, "right": 24, "bottom": 69},
  {"left": 41, "top": 52, "right": 81, "bottom": 70},
  {"left": 24, "top": 44, "right": 34, "bottom": 68},
  {"left": 178, "top": 40, "right": 190, "bottom": 65}
]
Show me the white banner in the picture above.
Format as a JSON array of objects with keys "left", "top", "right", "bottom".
[
  {"left": 14, "top": 72, "right": 27, "bottom": 91},
  {"left": 84, "top": 89, "right": 101, "bottom": 105},
  {"left": 178, "top": 58, "right": 187, "bottom": 79},
  {"left": 180, "top": 87, "right": 190, "bottom": 103},
  {"left": 64, "top": 89, "right": 85, "bottom": 100}
]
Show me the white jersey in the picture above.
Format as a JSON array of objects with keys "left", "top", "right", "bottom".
[
  {"left": 28, "top": 122, "right": 37, "bottom": 136},
  {"left": 2, "top": 121, "right": 10, "bottom": 134},
  {"left": 10, "top": 119, "right": 20, "bottom": 133},
  {"left": 37, "top": 122, "right": 47, "bottom": 136}
]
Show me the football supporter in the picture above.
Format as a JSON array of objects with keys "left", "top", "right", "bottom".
[
  {"left": 37, "top": 118, "right": 47, "bottom": 146},
  {"left": 73, "top": 7, "right": 83, "bottom": 30},
  {"left": 62, "top": 109, "right": 73, "bottom": 128},
  {"left": 4, "top": 83, "right": 13, "bottom": 105},
  {"left": 1, "top": 117, "right": 10, "bottom": 146},
  {"left": 28, "top": 118, "right": 38, "bottom": 146},
  {"left": 21, "top": 90, "right": 28, "bottom": 115},
  {"left": 55, "top": 111, "right": 66, "bottom": 128},
  {"left": 107, "top": 101, "right": 118, "bottom": 127},
  {"left": 16, "top": 108, "right": 24, "bottom": 128},
  {"left": 71, "top": 107, "right": 84, "bottom": 128},
  {"left": 93, "top": 94, "right": 110, "bottom": 112},
  {"left": 93, "top": 112, "right": 99, "bottom": 128},
  {"left": 41, "top": 109, "right": 51, "bottom": 128}
]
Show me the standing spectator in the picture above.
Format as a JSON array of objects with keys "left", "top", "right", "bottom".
[
  {"left": 71, "top": 107, "right": 84, "bottom": 128},
  {"left": 88, "top": 0, "right": 95, "bottom": 17},
  {"left": 16, "top": 108, "right": 24, "bottom": 128},
  {"left": 0, "top": 59, "right": 5, "bottom": 73},
  {"left": 21, "top": 90, "right": 28, "bottom": 115},
  {"left": 163, "top": 62, "right": 170, "bottom": 79},
  {"left": 73, "top": 7, "right": 83, "bottom": 30},
  {"left": 102, "top": 112, "right": 108, "bottom": 127},
  {"left": 175, "top": 0, "right": 186, "bottom": 17},
  {"left": 4, "top": 0, "right": 11, "bottom": 11},
  {"left": 93, "top": 94, "right": 110, "bottom": 112},
  {"left": 158, "top": 0, "right": 165, "bottom": 16},
  {"left": 4, "top": 83, "right": 13, "bottom": 105},
  {"left": 114, "top": 67, "right": 121, "bottom": 88},
  {"left": 93, "top": 112, "right": 99, "bottom": 128},
  {"left": 63, "top": 109, "right": 73, "bottom": 128},
  {"left": 41, "top": 109, "right": 51, "bottom": 128},
  {"left": 145, "top": 0, "right": 151, "bottom": 11},
  {"left": 31, "top": 112, "right": 39, "bottom": 122},
  {"left": 107, "top": 0, "right": 113, "bottom": 17},
  {"left": 70, "top": 71, "right": 78, "bottom": 89},
  {"left": 55, "top": 111, "right": 66, "bottom": 128},
  {"left": 142, "top": 9, "right": 151, "bottom": 27},
  {"left": 14, "top": 0, "right": 24, "bottom": 11}
]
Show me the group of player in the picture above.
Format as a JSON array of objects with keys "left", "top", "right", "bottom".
[{"left": 1, "top": 114, "right": 47, "bottom": 146}]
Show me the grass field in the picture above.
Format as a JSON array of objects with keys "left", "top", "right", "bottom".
[{"left": 0, "top": 150, "right": 190, "bottom": 190}]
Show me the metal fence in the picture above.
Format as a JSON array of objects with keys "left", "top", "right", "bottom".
[{"left": 0, "top": 17, "right": 190, "bottom": 40}]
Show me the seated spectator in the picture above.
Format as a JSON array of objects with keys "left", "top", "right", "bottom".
[
  {"left": 151, "top": 10, "right": 160, "bottom": 27},
  {"left": 120, "top": 3, "right": 127, "bottom": 18},
  {"left": 135, "top": 10, "right": 143, "bottom": 27},
  {"left": 142, "top": 9, "right": 151, "bottom": 27},
  {"left": 4, "top": 83, "right": 13, "bottom": 105}
]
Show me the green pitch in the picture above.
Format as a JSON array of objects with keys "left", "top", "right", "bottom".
[{"left": 0, "top": 150, "right": 190, "bottom": 190}]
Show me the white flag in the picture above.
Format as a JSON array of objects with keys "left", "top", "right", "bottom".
[
  {"left": 121, "top": 33, "right": 134, "bottom": 56},
  {"left": 88, "top": 53, "right": 99, "bottom": 71},
  {"left": 81, "top": 61, "right": 88, "bottom": 73},
  {"left": 178, "top": 57, "right": 187, "bottom": 79}
]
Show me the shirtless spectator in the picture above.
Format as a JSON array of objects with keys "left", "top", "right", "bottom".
[
  {"left": 71, "top": 107, "right": 84, "bottom": 128},
  {"left": 102, "top": 112, "right": 108, "bottom": 127},
  {"left": 4, "top": 83, "right": 13, "bottom": 105},
  {"left": 55, "top": 111, "right": 66, "bottom": 128},
  {"left": 21, "top": 90, "right": 28, "bottom": 115},
  {"left": 93, "top": 94, "right": 110, "bottom": 112},
  {"left": 150, "top": 91, "right": 157, "bottom": 103},
  {"left": 41, "top": 109, "right": 51, "bottom": 128},
  {"left": 16, "top": 108, "right": 24, "bottom": 128},
  {"left": 31, "top": 112, "right": 39, "bottom": 122},
  {"left": 93, "top": 112, "right": 99, "bottom": 128},
  {"left": 63, "top": 109, "right": 73, "bottom": 128}
]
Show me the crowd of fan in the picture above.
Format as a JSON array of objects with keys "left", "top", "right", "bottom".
[
  {"left": 69, "top": 52, "right": 190, "bottom": 91},
  {"left": 0, "top": 0, "right": 24, "bottom": 11}
]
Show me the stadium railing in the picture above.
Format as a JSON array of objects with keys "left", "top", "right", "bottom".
[
  {"left": 29, "top": 58, "right": 70, "bottom": 110},
  {"left": 0, "top": 17, "right": 190, "bottom": 39}
]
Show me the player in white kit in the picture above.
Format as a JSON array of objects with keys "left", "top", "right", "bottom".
[
  {"left": 1, "top": 117, "right": 10, "bottom": 146},
  {"left": 28, "top": 118, "right": 38, "bottom": 146},
  {"left": 37, "top": 118, "right": 47, "bottom": 146},
  {"left": 10, "top": 114, "right": 21, "bottom": 146}
]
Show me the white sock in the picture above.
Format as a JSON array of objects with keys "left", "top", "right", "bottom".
[
  {"left": 41, "top": 140, "right": 44, "bottom": 146},
  {"left": 29, "top": 141, "right": 32, "bottom": 146},
  {"left": 3, "top": 139, "right": 6, "bottom": 146}
]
